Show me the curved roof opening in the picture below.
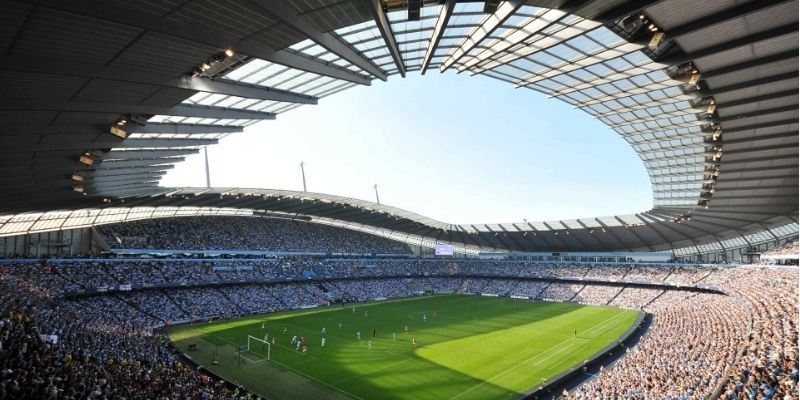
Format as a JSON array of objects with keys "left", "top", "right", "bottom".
[
  {"left": 0, "top": 0, "right": 795, "bottom": 253},
  {"left": 160, "top": 71, "right": 652, "bottom": 223}
]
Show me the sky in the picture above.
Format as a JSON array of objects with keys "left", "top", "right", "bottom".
[{"left": 161, "top": 71, "right": 652, "bottom": 224}]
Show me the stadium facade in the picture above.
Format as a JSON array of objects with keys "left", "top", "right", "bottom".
[{"left": 0, "top": 0, "right": 797, "bottom": 259}]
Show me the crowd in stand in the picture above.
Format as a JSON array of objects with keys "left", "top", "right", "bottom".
[
  {"left": 608, "top": 287, "right": 662, "bottom": 309},
  {"left": 712, "top": 267, "right": 798, "bottom": 400},
  {"left": 98, "top": 217, "right": 412, "bottom": 254},
  {"left": 569, "top": 292, "right": 747, "bottom": 399},
  {"left": 0, "top": 256, "right": 797, "bottom": 400},
  {"left": 573, "top": 285, "right": 621, "bottom": 305},
  {"left": 760, "top": 239, "right": 799, "bottom": 266},
  {"left": 762, "top": 239, "right": 799, "bottom": 257},
  {"left": 18, "top": 258, "right": 719, "bottom": 294},
  {"left": 0, "top": 269, "right": 254, "bottom": 399}
]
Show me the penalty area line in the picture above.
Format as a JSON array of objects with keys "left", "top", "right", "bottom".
[{"left": 448, "top": 310, "right": 631, "bottom": 399}]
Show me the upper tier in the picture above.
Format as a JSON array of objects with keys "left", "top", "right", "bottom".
[{"left": 97, "top": 216, "right": 412, "bottom": 254}]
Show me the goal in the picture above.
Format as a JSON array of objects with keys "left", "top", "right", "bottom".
[{"left": 246, "top": 335, "right": 271, "bottom": 360}]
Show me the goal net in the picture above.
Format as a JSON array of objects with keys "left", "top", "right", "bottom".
[{"left": 246, "top": 335, "right": 271, "bottom": 360}]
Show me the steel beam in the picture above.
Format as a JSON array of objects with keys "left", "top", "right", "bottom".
[
  {"left": 614, "top": 216, "right": 653, "bottom": 251},
  {"left": 369, "top": 0, "right": 405, "bottom": 77},
  {"left": 439, "top": 0, "right": 524, "bottom": 71},
  {"left": 660, "top": 23, "right": 798, "bottom": 65},
  {"left": 637, "top": 213, "right": 672, "bottom": 247},
  {"left": 721, "top": 118, "right": 798, "bottom": 133},
  {"left": 715, "top": 174, "right": 798, "bottom": 184},
  {"left": 118, "top": 138, "right": 219, "bottom": 148},
  {"left": 95, "top": 157, "right": 185, "bottom": 169},
  {"left": 167, "top": 105, "right": 276, "bottom": 120},
  {"left": 645, "top": 220, "right": 685, "bottom": 249},
  {"left": 0, "top": 124, "right": 105, "bottom": 136},
  {"left": 594, "top": 219, "right": 627, "bottom": 250},
  {"left": 574, "top": 219, "right": 613, "bottom": 250},
  {"left": 104, "top": 149, "right": 200, "bottom": 159},
  {"left": 592, "top": 0, "right": 666, "bottom": 22},
  {"left": 690, "top": 208, "right": 789, "bottom": 217},
  {"left": 721, "top": 131, "right": 798, "bottom": 145},
  {"left": 510, "top": 223, "right": 543, "bottom": 252},
  {"left": 0, "top": 100, "right": 276, "bottom": 120},
  {"left": 715, "top": 183, "right": 799, "bottom": 193},
  {"left": 0, "top": 137, "right": 220, "bottom": 153},
  {"left": 89, "top": 179, "right": 160, "bottom": 191},
  {"left": 421, "top": 0, "right": 456, "bottom": 74},
  {"left": 663, "top": 0, "right": 794, "bottom": 38},
  {"left": 408, "top": 0, "right": 421, "bottom": 21},
  {"left": 130, "top": 123, "right": 243, "bottom": 134},
  {"left": 702, "top": 50, "right": 799, "bottom": 78},
  {"left": 87, "top": 165, "right": 174, "bottom": 178},
  {"left": 97, "top": 185, "right": 163, "bottom": 197},
  {"left": 0, "top": 55, "right": 318, "bottom": 105},
  {"left": 85, "top": 172, "right": 167, "bottom": 184},
  {"left": 0, "top": 140, "right": 121, "bottom": 153},
  {"left": 23, "top": 0, "right": 372, "bottom": 85},
  {"left": 718, "top": 104, "right": 799, "bottom": 123},
  {"left": 711, "top": 90, "right": 797, "bottom": 109},
  {"left": 99, "top": 188, "right": 168, "bottom": 200},
  {"left": 483, "top": 0, "right": 501, "bottom": 14},
  {"left": 722, "top": 152, "right": 799, "bottom": 166},
  {"left": 248, "top": 0, "right": 387, "bottom": 80},
  {"left": 87, "top": 173, "right": 168, "bottom": 185},
  {"left": 92, "top": 182, "right": 159, "bottom": 193},
  {"left": 706, "top": 72, "right": 798, "bottom": 95}
]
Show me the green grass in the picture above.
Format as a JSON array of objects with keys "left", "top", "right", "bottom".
[{"left": 167, "top": 295, "right": 639, "bottom": 400}]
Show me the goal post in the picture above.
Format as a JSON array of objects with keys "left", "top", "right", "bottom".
[{"left": 247, "top": 335, "right": 271, "bottom": 360}]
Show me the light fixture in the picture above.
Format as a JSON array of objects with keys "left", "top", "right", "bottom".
[
  {"left": 71, "top": 172, "right": 84, "bottom": 182},
  {"left": 224, "top": 49, "right": 235, "bottom": 57},
  {"left": 649, "top": 31, "right": 665, "bottom": 50},
  {"left": 79, "top": 153, "right": 94, "bottom": 166},
  {"left": 109, "top": 125, "right": 127, "bottom": 139},
  {"left": 200, "top": 63, "right": 211, "bottom": 71}
]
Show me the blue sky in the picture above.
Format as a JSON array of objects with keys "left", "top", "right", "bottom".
[{"left": 161, "top": 71, "right": 652, "bottom": 224}]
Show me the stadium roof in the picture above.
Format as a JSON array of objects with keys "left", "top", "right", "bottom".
[{"left": 0, "top": 0, "right": 797, "bottom": 252}]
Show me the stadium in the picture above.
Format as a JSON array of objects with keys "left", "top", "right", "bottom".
[{"left": 0, "top": 0, "right": 798, "bottom": 399}]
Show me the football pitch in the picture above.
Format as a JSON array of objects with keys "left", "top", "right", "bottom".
[{"left": 167, "top": 295, "right": 639, "bottom": 400}]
